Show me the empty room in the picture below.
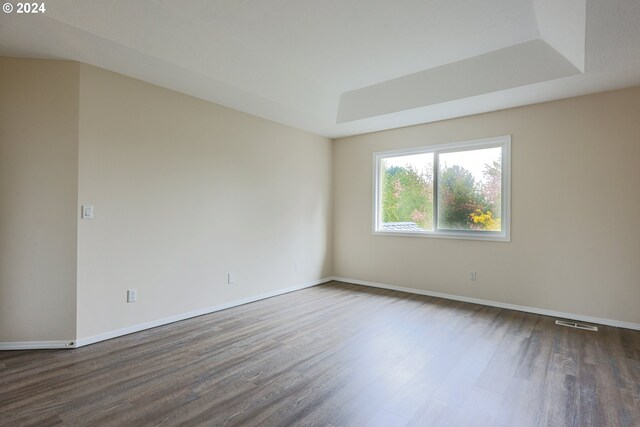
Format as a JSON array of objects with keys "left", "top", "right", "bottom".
[{"left": 1, "top": 1, "right": 639, "bottom": 426}]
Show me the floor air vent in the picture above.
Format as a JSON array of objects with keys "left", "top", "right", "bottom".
[{"left": 555, "top": 320, "right": 598, "bottom": 331}]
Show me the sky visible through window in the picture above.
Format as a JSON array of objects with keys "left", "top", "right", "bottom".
[{"left": 383, "top": 147, "right": 501, "bottom": 184}]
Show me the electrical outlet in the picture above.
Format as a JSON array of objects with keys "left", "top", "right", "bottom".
[
  {"left": 294, "top": 262, "right": 299, "bottom": 272},
  {"left": 469, "top": 271, "right": 477, "bottom": 281},
  {"left": 127, "top": 289, "right": 137, "bottom": 303}
]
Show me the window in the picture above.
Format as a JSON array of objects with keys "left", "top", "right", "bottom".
[{"left": 374, "top": 136, "right": 510, "bottom": 241}]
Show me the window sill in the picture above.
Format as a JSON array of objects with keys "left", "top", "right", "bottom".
[{"left": 372, "top": 230, "right": 510, "bottom": 242}]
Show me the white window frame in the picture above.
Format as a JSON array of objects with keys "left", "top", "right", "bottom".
[{"left": 373, "top": 135, "right": 511, "bottom": 242}]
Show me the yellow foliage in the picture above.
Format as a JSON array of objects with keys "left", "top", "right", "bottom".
[{"left": 469, "top": 209, "right": 501, "bottom": 231}]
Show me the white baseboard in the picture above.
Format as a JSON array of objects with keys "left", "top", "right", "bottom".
[
  {"left": 0, "top": 340, "right": 76, "bottom": 351},
  {"left": 331, "top": 276, "right": 640, "bottom": 331},
  {"left": 7, "top": 275, "right": 635, "bottom": 351},
  {"left": 74, "top": 277, "right": 332, "bottom": 348}
]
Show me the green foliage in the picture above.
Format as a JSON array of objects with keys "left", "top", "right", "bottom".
[
  {"left": 381, "top": 159, "right": 502, "bottom": 231},
  {"left": 439, "top": 160, "right": 502, "bottom": 230},
  {"left": 482, "top": 159, "right": 501, "bottom": 218},
  {"left": 439, "top": 165, "right": 485, "bottom": 229},
  {"left": 382, "top": 164, "right": 433, "bottom": 230}
]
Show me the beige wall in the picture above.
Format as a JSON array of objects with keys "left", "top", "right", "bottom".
[
  {"left": 76, "top": 64, "right": 333, "bottom": 339},
  {"left": 0, "top": 58, "right": 79, "bottom": 342},
  {"left": 334, "top": 87, "right": 640, "bottom": 325}
]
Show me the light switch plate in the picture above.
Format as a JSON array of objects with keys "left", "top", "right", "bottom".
[{"left": 81, "top": 205, "right": 94, "bottom": 219}]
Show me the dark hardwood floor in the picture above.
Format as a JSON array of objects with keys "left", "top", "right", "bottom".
[{"left": 1, "top": 281, "right": 639, "bottom": 426}]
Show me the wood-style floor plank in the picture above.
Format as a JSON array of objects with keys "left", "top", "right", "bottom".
[{"left": 1, "top": 281, "right": 639, "bottom": 426}]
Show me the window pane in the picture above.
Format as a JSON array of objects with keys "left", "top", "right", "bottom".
[
  {"left": 380, "top": 153, "right": 434, "bottom": 231},
  {"left": 437, "top": 147, "right": 502, "bottom": 231}
]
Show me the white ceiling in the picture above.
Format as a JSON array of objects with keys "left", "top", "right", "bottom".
[{"left": 1, "top": 0, "right": 640, "bottom": 138}]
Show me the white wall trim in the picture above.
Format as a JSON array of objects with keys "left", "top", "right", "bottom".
[
  {"left": 331, "top": 276, "right": 640, "bottom": 331},
  {"left": 0, "top": 340, "right": 76, "bottom": 351},
  {"left": 73, "top": 277, "right": 332, "bottom": 348}
]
